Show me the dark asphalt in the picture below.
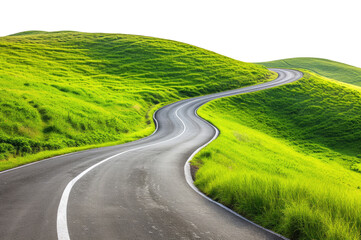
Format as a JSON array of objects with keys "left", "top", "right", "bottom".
[{"left": 0, "top": 68, "right": 303, "bottom": 240}]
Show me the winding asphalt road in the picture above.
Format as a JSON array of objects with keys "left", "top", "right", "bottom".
[{"left": 0, "top": 68, "right": 302, "bottom": 240}]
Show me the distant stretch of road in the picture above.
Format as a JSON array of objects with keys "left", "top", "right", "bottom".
[{"left": 0, "top": 68, "right": 302, "bottom": 240}]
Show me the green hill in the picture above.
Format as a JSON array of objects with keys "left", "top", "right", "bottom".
[
  {"left": 259, "top": 57, "right": 361, "bottom": 86},
  {"left": 193, "top": 70, "right": 361, "bottom": 239},
  {"left": 0, "top": 31, "right": 274, "bottom": 170}
]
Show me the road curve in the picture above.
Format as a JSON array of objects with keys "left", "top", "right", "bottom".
[{"left": 0, "top": 68, "right": 302, "bottom": 240}]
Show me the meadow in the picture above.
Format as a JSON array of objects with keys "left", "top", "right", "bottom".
[
  {"left": 0, "top": 31, "right": 274, "bottom": 170},
  {"left": 193, "top": 71, "right": 361, "bottom": 239}
]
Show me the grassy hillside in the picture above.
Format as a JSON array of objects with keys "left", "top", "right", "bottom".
[
  {"left": 259, "top": 57, "right": 361, "bottom": 86},
  {"left": 0, "top": 31, "right": 274, "bottom": 170},
  {"left": 193, "top": 71, "right": 361, "bottom": 239}
]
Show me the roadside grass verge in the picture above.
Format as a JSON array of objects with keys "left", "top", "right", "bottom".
[
  {"left": 0, "top": 31, "right": 274, "bottom": 170},
  {"left": 193, "top": 71, "right": 361, "bottom": 239},
  {"left": 0, "top": 103, "right": 160, "bottom": 172}
]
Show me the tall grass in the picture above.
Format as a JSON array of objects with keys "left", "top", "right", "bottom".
[
  {"left": 0, "top": 31, "right": 274, "bottom": 170},
  {"left": 193, "top": 72, "right": 361, "bottom": 239}
]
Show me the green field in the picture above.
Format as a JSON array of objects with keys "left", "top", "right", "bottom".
[
  {"left": 260, "top": 57, "right": 361, "bottom": 86},
  {"left": 0, "top": 31, "right": 274, "bottom": 170},
  {"left": 193, "top": 69, "right": 361, "bottom": 239}
]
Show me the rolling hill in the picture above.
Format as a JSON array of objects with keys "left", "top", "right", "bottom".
[
  {"left": 0, "top": 31, "right": 274, "bottom": 170},
  {"left": 193, "top": 65, "right": 361, "bottom": 239},
  {"left": 259, "top": 57, "right": 361, "bottom": 86}
]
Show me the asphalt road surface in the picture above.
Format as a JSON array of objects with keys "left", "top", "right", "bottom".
[{"left": 0, "top": 68, "right": 303, "bottom": 240}]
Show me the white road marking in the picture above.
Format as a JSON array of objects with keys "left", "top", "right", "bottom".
[{"left": 57, "top": 100, "right": 191, "bottom": 240}]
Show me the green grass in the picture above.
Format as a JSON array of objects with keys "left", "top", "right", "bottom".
[
  {"left": 0, "top": 31, "right": 274, "bottom": 170},
  {"left": 259, "top": 57, "right": 361, "bottom": 86},
  {"left": 193, "top": 71, "right": 361, "bottom": 239}
]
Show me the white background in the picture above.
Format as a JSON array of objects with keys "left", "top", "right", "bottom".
[{"left": 1, "top": 0, "right": 360, "bottom": 67}]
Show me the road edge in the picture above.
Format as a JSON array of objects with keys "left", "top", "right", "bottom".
[{"left": 183, "top": 106, "right": 289, "bottom": 240}]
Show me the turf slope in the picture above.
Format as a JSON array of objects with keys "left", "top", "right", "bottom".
[
  {"left": 193, "top": 69, "right": 361, "bottom": 239},
  {"left": 0, "top": 31, "right": 274, "bottom": 170}
]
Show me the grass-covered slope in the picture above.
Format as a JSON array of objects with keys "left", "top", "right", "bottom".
[
  {"left": 193, "top": 72, "right": 361, "bottom": 240},
  {"left": 259, "top": 57, "right": 361, "bottom": 86},
  {"left": 0, "top": 31, "right": 274, "bottom": 170}
]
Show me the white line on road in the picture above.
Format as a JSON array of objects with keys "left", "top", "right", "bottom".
[{"left": 57, "top": 100, "right": 191, "bottom": 240}]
